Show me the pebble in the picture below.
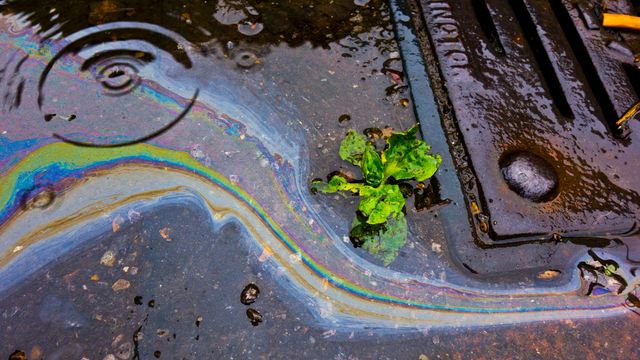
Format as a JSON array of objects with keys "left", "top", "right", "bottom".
[
  {"left": 8, "top": 350, "right": 26, "bottom": 360},
  {"left": 246, "top": 308, "right": 263, "bottom": 326},
  {"left": 100, "top": 250, "right": 116, "bottom": 267},
  {"left": 240, "top": 283, "right": 260, "bottom": 305},
  {"left": 112, "top": 279, "right": 131, "bottom": 292}
]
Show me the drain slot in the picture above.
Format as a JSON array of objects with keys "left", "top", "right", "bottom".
[
  {"left": 548, "top": 0, "right": 625, "bottom": 137},
  {"left": 472, "top": 0, "right": 505, "bottom": 56},
  {"left": 508, "top": 0, "right": 575, "bottom": 120}
]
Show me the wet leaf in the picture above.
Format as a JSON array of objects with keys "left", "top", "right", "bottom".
[
  {"left": 383, "top": 125, "right": 441, "bottom": 182},
  {"left": 358, "top": 185, "right": 405, "bottom": 225},
  {"left": 362, "top": 142, "right": 383, "bottom": 186},
  {"left": 351, "top": 212, "right": 407, "bottom": 265},
  {"left": 604, "top": 263, "right": 618, "bottom": 276},
  {"left": 339, "top": 130, "right": 367, "bottom": 166},
  {"left": 311, "top": 175, "right": 363, "bottom": 194},
  {"left": 313, "top": 125, "right": 441, "bottom": 267}
]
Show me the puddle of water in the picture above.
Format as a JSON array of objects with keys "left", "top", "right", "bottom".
[{"left": 0, "top": 0, "right": 639, "bottom": 358}]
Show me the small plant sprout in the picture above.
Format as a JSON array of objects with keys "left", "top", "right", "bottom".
[{"left": 311, "top": 125, "right": 441, "bottom": 265}]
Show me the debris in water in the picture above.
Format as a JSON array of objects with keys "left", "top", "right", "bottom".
[
  {"left": 240, "top": 283, "right": 260, "bottom": 305},
  {"left": 23, "top": 188, "right": 55, "bottom": 209},
  {"left": 338, "top": 114, "right": 351, "bottom": 123},
  {"left": 100, "top": 250, "right": 116, "bottom": 267},
  {"left": 537, "top": 269, "right": 561, "bottom": 280},
  {"left": 30, "top": 346, "right": 42, "bottom": 360},
  {"left": 8, "top": 350, "right": 26, "bottom": 360},
  {"left": 237, "top": 21, "right": 264, "bottom": 36},
  {"left": 235, "top": 51, "right": 259, "bottom": 68},
  {"left": 111, "top": 216, "right": 124, "bottom": 232},
  {"left": 363, "top": 127, "right": 383, "bottom": 139},
  {"left": 112, "top": 279, "right": 131, "bottom": 292},
  {"left": 127, "top": 209, "right": 142, "bottom": 223},
  {"left": 246, "top": 308, "right": 263, "bottom": 326},
  {"left": 159, "top": 227, "right": 172, "bottom": 241}
]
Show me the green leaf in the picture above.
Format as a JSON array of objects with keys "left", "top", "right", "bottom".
[
  {"left": 311, "top": 175, "right": 363, "bottom": 194},
  {"left": 339, "top": 130, "right": 367, "bottom": 166},
  {"left": 362, "top": 142, "right": 383, "bottom": 186},
  {"left": 383, "top": 125, "right": 441, "bottom": 182},
  {"left": 358, "top": 184, "right": 405, "bottom": 225},
  {"left": 351, "top": 212, "right": 408, "bottom": 265},
  {"left": 604, "top": 264, "right": 618, "bottom": 277}
]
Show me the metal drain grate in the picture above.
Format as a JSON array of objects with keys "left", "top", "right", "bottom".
[{"left": 415, "top": 0, "right": 640, "bottom": 245}]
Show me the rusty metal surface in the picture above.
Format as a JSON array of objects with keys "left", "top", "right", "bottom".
[{"left": 416, "top": 0, "right": 640, "bottom": 245}]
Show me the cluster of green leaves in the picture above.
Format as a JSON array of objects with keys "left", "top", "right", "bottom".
[{"left": 312, "top": 125, "right": 441, "bottom": 265}]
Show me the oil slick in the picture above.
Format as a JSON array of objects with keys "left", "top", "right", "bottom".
[{"left": 0, "top": 142, "right": 635, "bottom": 330}]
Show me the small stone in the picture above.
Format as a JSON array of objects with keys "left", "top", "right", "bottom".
[
  {"left": 29, "top": 190, "right": 55, "bottom": 209},
  {"left": 30, "top": 345, "right": 43, "bottom": 359},
  {"left": 127, "top": 209, "right": 142, "bottom": 223},
  {"left": 112, "top": 279, "right": 131, "bottom": 292},
  {"left": 246, "top": 308, "right": 263, "bottom": 326},
  {"left": 103, "top": 355, "right": 116, "bottom": 360},
  {"left": 100, "top": 250, "right": 116, "bottom": 267},
  {"left": 240, "top": 283, "right": 260, "bottom": 305},
  {"left": 8, "top": 350, "right": 26, "bottom": 360},
  {"left": 112, "top": 216, "right": 124, "bottom": 232},
  {"left": 159, "top": 227, "right": 171, "bottom": 241},
  {"left": 537, "top": 269, "right": 561, "bottom": 280},
  {"left": 116, "top": 342, "right": 132, "bottom": 359}
]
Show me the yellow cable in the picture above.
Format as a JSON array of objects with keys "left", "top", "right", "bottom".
[
  {"left": 602, "top": 13, "right": 640, "bottom": 31},
  {"left": 616, "top": 101, "right": 640, "bottom": 126}
]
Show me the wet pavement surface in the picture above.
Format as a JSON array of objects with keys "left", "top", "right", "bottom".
[{"left": 0, "top": 0, "right": 639, "bottom": 358}]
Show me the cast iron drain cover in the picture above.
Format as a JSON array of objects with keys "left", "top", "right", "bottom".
[{"left": 415, "top": 0, "right": 640, "bottom": 245}]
